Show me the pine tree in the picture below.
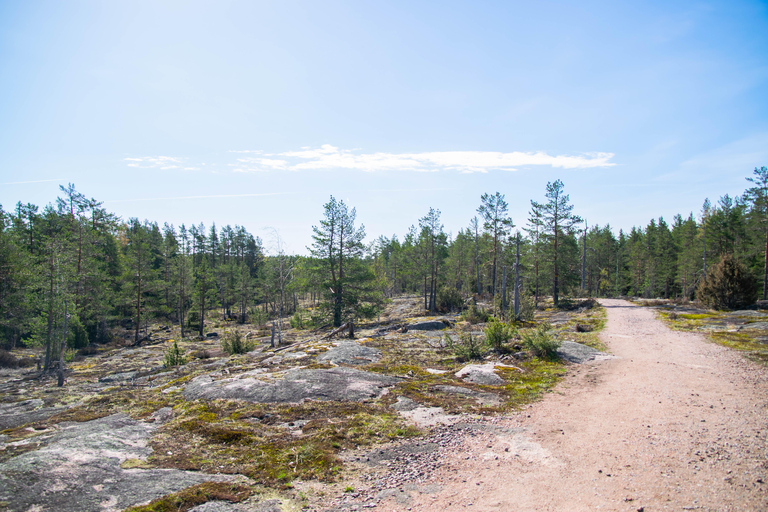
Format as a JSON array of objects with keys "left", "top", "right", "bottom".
[
  {"left": 309, "top": 196, "right": 381, "bottom": 329},
  {"left": 530, "top": 180, "right": 582, "bottom": 306},
  {"left": 477, "top": 193, "right": 513, "bottom": 296}
]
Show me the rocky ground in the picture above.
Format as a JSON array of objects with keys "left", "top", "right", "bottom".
[{"left": 4, "top": 296, "right": 764, "bottom": 511}]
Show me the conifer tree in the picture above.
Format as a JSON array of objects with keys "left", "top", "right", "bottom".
[{"left": 530, "top": 180, "right": 582, "bottom": 306}]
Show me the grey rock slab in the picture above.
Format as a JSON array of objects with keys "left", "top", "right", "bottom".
[
  {"left": 0, "top": 399, "right": 68, "bottom": 430},
  {"left": 407, "top": 320, "right": 450, "bottom": 331},
  {"left": 189, "top": 501, "right": 284, "bottom": 512},
  {"left": 184, "top": 367, "right": 401, "bottom": 403},
  {"left": 390, "top": 396, "right": 421, "bottom": 412},
  {"left": 723, "top": 310, "right": 768, "bottom": 318},
  {"left": 0, "top": 413, "right": 231, "bottom": 512},
  {"left": 454, "top": 363, "right": 505, "bottom": 385},
  {"left": 432, "top": 385, "right": 501, "bottom": 406},
  {"left": 740, "top": 321, "right": 768, "bottom": 330},
  {"left": 317, "top": 341, "right": 381, "bottom": 366},
  {"left": 98, "top": 371, "right": 138, "bottom": 383},
  {"left": 557, "top": 340, "right": 614, "bottom": 364}
]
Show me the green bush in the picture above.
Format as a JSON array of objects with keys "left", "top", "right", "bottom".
[
  {"left": 444, "top": 330, "right": 484, "bottom": 360},
  {"left": 187, "top": 310, "right": 201, "bottom": 331},
  {"left": 163, "top": 340, "right": 187, "bottom": 367},
  {"left": 437, "top": 286, "right": 464, "bottom": 313},
  {"left": 290, "top": 311, "right": 305, "bottom": 329},
  {"left": 517, "top": 292, "right": 536, "bottom": 320},
  {"left": 460, "top": 304, "right": 490, "bottom": 324},
  {"left": 221, "top": 330, "right": 253, "bottom": 355},
  {"left": 484, "top": 319, "right": 517, "bottom": 352},
  {"left": 697, "top": 254, "right": 757, "bottom": 310},
  {"left": 522, "top": 323, "right": 560, "bottom": 360},
  {"left": 249, "top": 307, "right": 268, "bottom": 326},
  {"left": 67, "top": 315, "right": 89, "bottom": 349},
  {"left": 0, "top": 349, "right": 18, "bottom": 368}
]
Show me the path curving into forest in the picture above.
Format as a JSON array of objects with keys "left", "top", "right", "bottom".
[{"left": 377, "top": 299, "right": 768, "bottom": 511}]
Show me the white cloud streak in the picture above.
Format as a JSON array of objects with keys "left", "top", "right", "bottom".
[
  {"left": 105, "top": 192, "right": 290, "bottom": 204},
  {"left": 124, "top": 156, "right": 187, "bottom": 170},
  {"left": 126, "top": 146, "right": 616, "bottom": 174},
  {"left": 2, "top": 178, "right": 65, "bottom": 185},
  {"left": 233, "top": 144, "right": 616, "bottom": 173}
]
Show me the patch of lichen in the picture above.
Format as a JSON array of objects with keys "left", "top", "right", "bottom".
[
  {"left": 657, "top": 310, "right": 768, "bottom": 363},
  {"left": 363, "top": 334, "right": 458, "bottom": 374},
  {"left": 122, "top": 481, "right": 251, "bottom": 512},
  {"left": 42, "top": 387, "right": 182, "bottom": 425},
  {"left": 709, "top": 331, "right": 768, "bottom": 363},
  {"left": 386, "top": 377, "right": 485, "bottom": 414},
  {"left": 0, "top": 441, "right": 43, "bottom": 463},
  {"left": 498, "top": 360, "right": 565, "bottom": 408},
  {"left": 146, "top": 399, "right": 420, "bottom": 488}
]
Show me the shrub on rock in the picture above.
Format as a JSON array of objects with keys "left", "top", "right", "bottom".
[{"left": 697, "top": 254, "right": 757, "bottom": 310}]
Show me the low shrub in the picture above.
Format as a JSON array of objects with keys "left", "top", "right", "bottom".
[
  {"left": 460, "top": 304, "right": 490, "bottom": 324},
  {"left": 186, "top": 310, "right": 201, "bottom": 332},
  {"left": 697, "top": 254, "right": 757, "bottom": 310},
  {"left": 0, "top": 349, "right": 18, "bottom": 368},
  {"left": 484, "top": 319, "right": 517, "bottom": 352},
  {"left": 557, "top": 297, "right": 598, "bottom": 311},
  {"left": 437, "top": 286, "right": 464, "bottom": 313},
  {"left": 221, "top": 330, "right": 253, "bottom": 355},
  {"left": 444, "top": 330, "right": 484, "bottom": 360},
  {"left": 290, "top": 311, "right": 305, "bottom": 329},
  {"left": 191, "top": 349, "right": 211, "bottom": 360},
  {"left": 522, "top": 323, "right": 560, "bottom": 360},
  {"left": 163, "top": 340, "right": 187, "bottom": 367}
]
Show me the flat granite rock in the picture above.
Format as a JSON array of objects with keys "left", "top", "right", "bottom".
[
  {"left": 184, "top": 367, "right": 401, "bottom": 403},
  {"left": 318, "top": 341, "right": 381, "bottom": 365},
  {"left": 0, "top": 399, "right": 69, "bottom": 430},
  {"left": 0, "top": 413, "right": 231, "bottom": 512},
  {"left": 454, "top": 363, "right": 506, "bottom": 385},
  {"left": 188, "top": 500, "right": 283, "bottom": 512},
  {"left": 557, "top": 340, "right": 614, "bottom": 364},
  {"left": 432, "top": 385, "right": 501, "bottom": 406},
  {"left": 408, "top": 320, "right": 450, "bottom": 331}
]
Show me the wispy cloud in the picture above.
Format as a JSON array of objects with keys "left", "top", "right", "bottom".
[
  {"left": 661, "top": 132, "right": 768, "bottom": 183},
  {"left": 232, "top": 144, "right": 616, "bottom": 173},
  {"left": 2, "top": 178, "right": 65, "bottom": 185},
  {"left": 105, "top": 192, "right": 290, "bottom": 204},
  {"left": 127, "top": 146, "right": 616, "bottom": 174},
  {"left": 124, "top": 156, "right": 196, "bottom": 170}
]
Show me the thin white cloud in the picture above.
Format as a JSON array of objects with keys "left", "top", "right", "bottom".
[
  {"left": 232, "top": 144, "right": 616, "bottom": 173},
  {"left": 2, "top": 178, "right": 65, "bottom": 185},
  {"left": 104, "top": 192, "right": 290, "bottom": 204},
  {"left": 123, "top": 156, "right": 185, "bottom": 170},
  {"left": 661, "top": 132, "right": 768, "bottom": 183}
]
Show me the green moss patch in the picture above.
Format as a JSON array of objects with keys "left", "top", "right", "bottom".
[
  {"left": 122, "top": 482, "right": 251, "bottom": 512},
  {"left": 709, "top": 332, "right": 768, "bottom": 363},
  {"left": 146, "top": 399, "right": 420, "bottom": 488}
]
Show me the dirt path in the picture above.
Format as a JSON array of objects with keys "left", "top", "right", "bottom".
[{"left": 376, "top": 299, "right": 768, "bottom": 511}]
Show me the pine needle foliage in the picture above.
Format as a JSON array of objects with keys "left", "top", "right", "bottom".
[
  {"left": 522, "top": 323, "right": 560, "bottom": 360},
  {"left": 163, "top": 339, "right": 187, "bottom": 367},
  {"left": 221, "top": 330, "right": 253, "bottom": 355},
  {"left": 697, "top": 254, "right": 757, "bottom": 310}
]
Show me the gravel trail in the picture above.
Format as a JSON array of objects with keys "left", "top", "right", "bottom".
[{"left": 372, "top": 299, "right": 768, "bottom": 511}]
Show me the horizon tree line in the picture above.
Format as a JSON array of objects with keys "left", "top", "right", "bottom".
[{"left": 2, "top": 166, "right": 767, "bottom": 361}]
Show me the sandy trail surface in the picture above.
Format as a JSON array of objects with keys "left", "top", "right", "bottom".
[{"left": 376, "top": 299, "right": 768, "bottom": 511}]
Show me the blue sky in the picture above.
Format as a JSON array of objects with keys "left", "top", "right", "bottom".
[{"left": 1, "top": 0, "right": 767, "bottom": 254}]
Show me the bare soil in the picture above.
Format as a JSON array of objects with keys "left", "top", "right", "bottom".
[{"left": 374, "top": 299, "right": 768, "bottom": 511}]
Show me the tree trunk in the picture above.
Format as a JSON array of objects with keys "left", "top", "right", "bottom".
[
  {"left": 501, "top": 266, "right": 507, "bottom": 317},
  {"left": 763, "top": 207, "right": 768, "bottom": 300},
  {"left": 57, "top": 299, "right": 68, "bottom": 387},
  {"left": 514, "top": 234, "right": 520, "bottom": 319}
]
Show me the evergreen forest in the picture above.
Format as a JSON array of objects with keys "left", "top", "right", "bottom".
[{"left": 2, "top": 168, "right": 767, "bottom": 366}]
